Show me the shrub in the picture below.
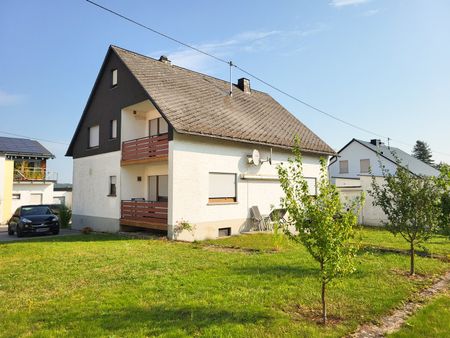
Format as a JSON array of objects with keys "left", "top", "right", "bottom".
[{"left": 59, "top": 205, "right": 72, "bottom": 228}]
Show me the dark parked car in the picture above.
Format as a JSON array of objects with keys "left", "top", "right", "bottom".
[{"left": 7, "top": 205, "right": 60, "bottom": 237}]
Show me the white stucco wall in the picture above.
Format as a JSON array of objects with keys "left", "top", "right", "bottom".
[
  {"left": 336, "top": 175, "right": 388, "bottom": 226},
  {"left": 169, "top": 133, "right": 323, "bottom": 241},
  {"left": 121, "top": 100, "right": 162, "bottom": 142},
  {"left": 53, "top": 190, "right": 73, "bottom": 208},
  {"left": 72, "top": 151, "right": 121, "bottom": 231},
  {"left": 329, "top": 141, "right": 398, "bottom": 183},
  {"left": 11, "top": 182, "right": 54, "bottom": 212}
]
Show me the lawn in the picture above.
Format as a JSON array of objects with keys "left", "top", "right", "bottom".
[
  {"left": 0, "top": 231, "right": 449, "bottom": 337},
  {"left": 388, "top": 291, "right": 450, "bottom": 338},
  {"left": 355, "top": 226, "right": 450, "bottom": 257}
]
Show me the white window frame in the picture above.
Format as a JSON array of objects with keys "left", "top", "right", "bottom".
[
  {"left": 110, "top": 119, "right": 117, "bottom": 139},
  {"left": 108, "top": 176, "right": 117, "bottom": 196},
  {"left": 88, "top": 125, "right": 99, "bottom": 148},
  {"left": 339, "top": 160, "right": 349, "bottom": 174},
  {"left": 208, "top": 172, "right": 237, "bottom": 204},
  {"left": 112, "top": 69, "right": 118, "bottom": 87}
]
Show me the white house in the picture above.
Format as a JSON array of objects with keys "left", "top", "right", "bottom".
[
  {"left": 66, "top": 45, "right": 335, "bottom": 241},
  {"left": 329, "top": 138, "right": 439, "bottom": 226},
  {"left": 0, "top": 137, "right": 57, "bottom": 224},
  {"left": 53, "top": 183, "right": 72, "bottom": 208}
]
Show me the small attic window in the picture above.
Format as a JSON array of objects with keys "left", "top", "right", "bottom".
[{"left": 112, "top": 69, "right": 118, "bottom": 87}]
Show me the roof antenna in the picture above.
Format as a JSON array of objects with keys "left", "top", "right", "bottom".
[
  {"left": 387, "top": 137, "right": 391, "bottom": 149},
  {"left": 229, "top": 61, "right": 233, "bottom": 97}
]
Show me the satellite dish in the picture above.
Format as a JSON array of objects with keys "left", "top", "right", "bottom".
[{"left": 252, "top": 149, "right": 260, "bottom": 166}]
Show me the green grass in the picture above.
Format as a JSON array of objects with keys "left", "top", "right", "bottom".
[
  {"left": 355, "top": 227, "right": 450, "bottom": 257},
  {"left": 0, "top": 232, "right": 448, "bottom": 337},
  {"left": 389, "top": 291, "right": 450, "bottom": 338}
]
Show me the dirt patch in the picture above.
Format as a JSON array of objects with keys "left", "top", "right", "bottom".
[
  {"left": 283, "top": 303, "right": 344, "bottom": 326},
  {"left": 349, "top": 270, "right": 450, "bottom": 338},
  {"left": 361, "top": 245, "right": 450, "bottom": 262},
  {"left": 201, "top": 244, "right": 277, "bottom": 254}
]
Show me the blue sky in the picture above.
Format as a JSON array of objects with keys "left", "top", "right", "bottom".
[{"left": 1, "top": 0, "right": 449, "bottom": 183}]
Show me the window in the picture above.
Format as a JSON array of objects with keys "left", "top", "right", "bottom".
[
  {"left": 109, "top": 176, "right": 117, "bottom": 196},
  {"left": 110, "top": 119, "right": 117, "bottom": 139},
  {"left": 218, "top": 227, "right": 231, "bottom": 237},
  {"left": 149, "top": 117, "right": 169, "bottom": 137},
  {"left": 148, "top": 175, "right": 168, "bottom": 202},
  {"left": 12, "top": 193, "right": 21, "bottom": 200},
  {"left": 339, "top": 160, "right": 349, "bottom": 174},
  {"left": 208, "top": 173, "right": 237, "bottom": 203},
  {"left": 112, "top": 69, "right": 118, "bottom": 87},
  {"left": 306, "top": 178, "right": 317, "bottom": 196},
  {"left": 88, "top": 125, "right": 99, "bottom": 148},
  {"left": 360, "top": 159, "right": 370, "bottom": 173}
]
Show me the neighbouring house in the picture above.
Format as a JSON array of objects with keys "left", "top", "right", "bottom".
[
  {"left": 0, "top": 136, "right": 57, "bottom": 224},
  {"left": 329, "top": 138, "right": 440, "bottom": 226},
  {"left": 66, "top": 45, "right": 334, "bottom": 241},
  {"left": 53, "top": 183, "right": 72, "bottom": 208}
]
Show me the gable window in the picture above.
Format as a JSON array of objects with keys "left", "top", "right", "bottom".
[
  {"left": 208, "top": 173, "right": 237, "bottom": 204},
  {"left": 110, "top": 119, "right": 117, "bottom": 139},
  {"left": 339, "top": 160, "right": 349, "bottom": 174},
  {"left": 148, "top": 175, "right": 168, "bottom": 202},
  {"left": 360, "top": 159, "right": 370, "bottom": 173},
  {"left": 149, "top": 117, "right": 169, "bottom": 137},
  {"left": 88, "top": 125, "right": 99, "bottom": 148},
  {"left": 112, "top": 69, "right": 118, "bottom": 87},
  {"left": 108, "top": 176, "right": 117, "bottom": 196}
]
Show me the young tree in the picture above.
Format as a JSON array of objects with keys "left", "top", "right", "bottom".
[
  {"left": 436, "top": 164, "right": 450, "bottom": 236},
  {"left": 412, "top": 140, "right": 434, "bottom": 165},
  {"left": 277, "top": 145, "right": 364, "bottom": 324},
  {"left": 370, "top": 159, "right": 442, "bottom": 275}
]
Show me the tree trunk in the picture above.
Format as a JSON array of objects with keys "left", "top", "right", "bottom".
[
  {"left": 322, "top": 279, "right": 327, "bottom": 325},
  {"left": 410, "top": 242, "right": 415, "bottom": 276}
]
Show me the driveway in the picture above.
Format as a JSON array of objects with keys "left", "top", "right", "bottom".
[{"left": 0, "top": 225, "right": 78, "bottom": 242}]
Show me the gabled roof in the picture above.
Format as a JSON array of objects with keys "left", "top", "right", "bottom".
[
  {"left": 332, "top": 138, "right": 439, "bottom": 177},
  {"left": 0, "top": 136, "right": 54, "bottom": 159},
  {"left": 68, "top": 45, "right": 334, "bottom": 156}
]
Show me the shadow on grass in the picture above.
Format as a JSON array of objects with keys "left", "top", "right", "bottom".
[
  {"left": 359, "top": 245, "right": 449, "bottom": 261},
  {"left": 0, "top": 232, "right": 152, "bottom": 245},
  {"left": 232, "top": 264, "right": 319, "bottom": 278},
  {"left": 52, "top": 305, "right": 272, "bottom": 336}
]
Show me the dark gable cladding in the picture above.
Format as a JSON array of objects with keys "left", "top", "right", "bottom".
[
  {"left": 67, "top": 45, "right": 335, "bottom": 157},
  {"left": 0, "top": 136, "right": 54, "bottom": 158},
  {"left": 66, "top": 48, "right": 149, "bottom": 158}
]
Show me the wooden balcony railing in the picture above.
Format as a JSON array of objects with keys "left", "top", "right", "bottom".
[
  {"left": 120, "top": 200, "right": 168, "bottom": 231},
  {"left": 121, "top": 134, "right": 168, "bottom": 164}
]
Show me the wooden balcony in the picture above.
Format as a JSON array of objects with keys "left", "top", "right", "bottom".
[
  {"left": 120, "top": 200, "right": 168, "bottom": 231},
  {"left": 121, "top": 134, "right": 168, "bottom": 166}
]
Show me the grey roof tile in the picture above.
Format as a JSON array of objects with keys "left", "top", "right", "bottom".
[{"left": 112, "top": 46, "right": 335, "bottom": 155}]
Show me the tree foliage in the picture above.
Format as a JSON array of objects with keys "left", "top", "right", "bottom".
[
  {"left": 436, "top": 164, "right": 450, "bottom": 236},
  {"left": 369, "top": 157, "right": 442, "bottom": 275},
  {"left": 412, "top": 140, "right": 434, "bottom": 165},
  {"left": 277, "top": 144, "right": 364, "bottom": 324}
]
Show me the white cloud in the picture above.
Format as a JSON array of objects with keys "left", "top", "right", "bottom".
[
  {"left": 0, "top": 90, "right": 24, "bottom": 106},
  {"left": 330, "top": 0, "right": 370, "bottom": 7},
  {"left": 362, "top": 8, "right": 380, "bottom": 16},
  {"left": 148, "top": 26, "right": 327, "bottom": 73}
]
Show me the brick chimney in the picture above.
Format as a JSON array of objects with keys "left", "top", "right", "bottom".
[
  {"left": 237, "top": 78, "right": 251, "bottom": 94},
  {"left": 159, "top": 55, "right": 171, "bottom": 65}
]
